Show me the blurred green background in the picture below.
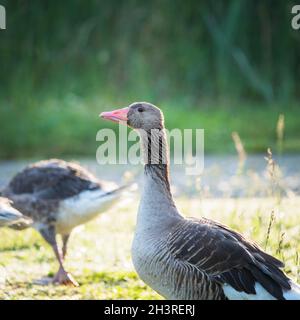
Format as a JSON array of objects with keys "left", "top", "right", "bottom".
[{"left": 0, "top": 0, "right": 299, "bottom": 158}]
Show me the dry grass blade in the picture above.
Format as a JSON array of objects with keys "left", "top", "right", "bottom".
[
  {"left": 264, "top": 148, "right": 283, "bottom": 203},
  {"left": 232, "top": 131, "right": 247, "bottom": 174},
  {"left": 265, "top": 209, "right": 275, "bottom": 250},
  {"left": 276, "top": 114, "right": 285, "bottom": 154},
  {"left": 264, "top": 148, "right": 275, "bottom": 180},
  {"left": 295, "top": 252, "right": 300, "bottom": 283},
  {"left": 276, "top": 231, "right": 285, "bottom": 258}
]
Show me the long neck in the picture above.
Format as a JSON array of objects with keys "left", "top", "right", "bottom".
[
  {"left": 136, "top": 128, "right": 181, "bottom": 228},
  {"left": 140, "top": 128, "right": 172, "bottom": 192}
]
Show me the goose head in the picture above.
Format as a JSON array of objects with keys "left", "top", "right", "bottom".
[
  {"left": 100, "top": 102, "right": 164, "bottom": 131},
  {"left": 0, "top": 197, "right": 29, "bottom": 227},
  {"left": 0, "top": 197, "right": 14, "bottom": 212}
]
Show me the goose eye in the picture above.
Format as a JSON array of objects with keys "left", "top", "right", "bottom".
[{"left": 137, "top": 107, "right": 144, "bottom": 113}]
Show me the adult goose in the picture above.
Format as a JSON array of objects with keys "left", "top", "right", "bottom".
[
  {"left": 0, "top": 197, "right": 32, "bottom": 228},
  {"left": 1, "top": 159, "right": 127, "bottom": 286},
  {"left": 101, "top": 102, "right": 300, "bottom": 300}
]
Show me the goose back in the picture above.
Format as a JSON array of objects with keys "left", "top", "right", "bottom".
[
  {"left": 1, "top": 159, "right": 104, "bottom": 228},
  {"left": 4, "top": 159, "right": 102, "bottom": 199}
]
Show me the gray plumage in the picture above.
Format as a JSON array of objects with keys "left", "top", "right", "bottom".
[
  {"left": 101, "top": 101, "right": 300, "bottom": 300},
  {"left": 132, "top": 164, "right": 291, "bottom": 300},
  {"left": 2, "top": 159, "right": 101, "bottom": 224},
  {"left": 1, "top": 159, "right": 126, "bottom": 285}
]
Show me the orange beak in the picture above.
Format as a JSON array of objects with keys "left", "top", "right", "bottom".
[{"left": 100, "top": 107, "right": 129, "bottom": 123}]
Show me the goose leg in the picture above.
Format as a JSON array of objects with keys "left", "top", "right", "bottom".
[
  {"left": 39, "top": 226, "right": 78, "bottom": 287},
  {"left": 62, "top": 233, "right": 70, "bottom": 260}
]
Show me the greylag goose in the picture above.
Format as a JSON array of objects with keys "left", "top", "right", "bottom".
[
  {"left": 0, "top": 197, "right": 32, "bottom": 228},
  {"left": 1, "top": 159, "right": 127, "bottom": 286},
  {"left": 101, "top": 102, "right": 300, "bottom": 300}
]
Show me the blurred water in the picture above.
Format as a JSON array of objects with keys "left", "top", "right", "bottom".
[{"left": 0, "top": 154, "right": 299, "bottom": 198}]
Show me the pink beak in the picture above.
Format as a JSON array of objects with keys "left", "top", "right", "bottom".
[{"left": 100, "top": 107, "right": 129, "bottom": 123}]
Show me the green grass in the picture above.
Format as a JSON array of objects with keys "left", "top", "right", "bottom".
[
  {"left": 0, "top": 196, "right": 299, "bottom": 299},
  {"left": 1, "top": 93, "right": 300, "bottom": 159},
  {"left": 1, "top": 1, "right": 300, "bottom": 159}
]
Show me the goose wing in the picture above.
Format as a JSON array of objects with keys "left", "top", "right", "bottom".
[
  {"left": 167, "top": 217, "right": 290, "bottom": 300},
  {"left": 5, "top": 159, "right": 102, "bottom": 200}
]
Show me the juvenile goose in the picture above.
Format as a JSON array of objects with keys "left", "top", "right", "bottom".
[
  {"left": 101, "top": 102, "right": 300, "bottom": 300},
  {"left": 0, "top": 197, "right": 32, "bottom": 228},
  {"left": 1, "top": 159, "right": 127, "bottom": 286}
]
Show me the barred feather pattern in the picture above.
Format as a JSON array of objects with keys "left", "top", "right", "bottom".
[
  {"left": 128, "top": 102, "right": 298, "bottom": 300},
  {"left": 132, "top": 223, "right": 226, "bottom": 300},
  {"left": 132, "top": 131, "right": 291, "bottom": 300},
  {"left": 133, "top": 212, "right": 291, "bottom": 300}
]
